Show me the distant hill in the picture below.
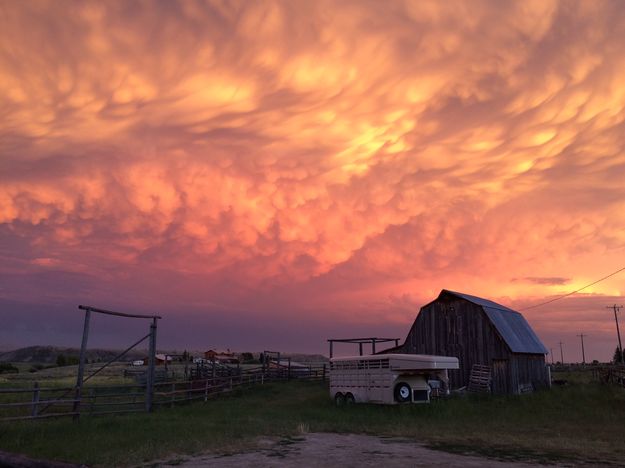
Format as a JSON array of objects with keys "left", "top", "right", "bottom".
[
  {"left": 0, "top": 346, "right": 330, "bottom": 364},
  {"left": 0, "top": 346, "right": 145, "bottom": 364}
]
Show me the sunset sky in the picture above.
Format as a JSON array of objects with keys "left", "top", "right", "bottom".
[{"left": 2, "top": 0, "right": 625, "bottom": 361}]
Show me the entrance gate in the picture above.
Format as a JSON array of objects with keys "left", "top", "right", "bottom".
[{"left": 72, "top": 305, "right": 162, "bottom": 419}]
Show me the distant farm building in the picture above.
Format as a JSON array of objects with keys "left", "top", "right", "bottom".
[
  {"left": 389, "top": 290, "right": 549, "bottom": 394},
  {"left": 204, "top": 349, "right": 239, "bottom": 364},
  {"left": 141, "top": 354, "right": 172, "bottom": 366}
]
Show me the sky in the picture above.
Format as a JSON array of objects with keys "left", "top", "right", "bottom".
[{"left": 1, "top": 0, "right": 625, "bottom": 361}]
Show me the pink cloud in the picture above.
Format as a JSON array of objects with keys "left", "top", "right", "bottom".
[{"left": 1, "top": 1, "right": 625, "bottom": 359}]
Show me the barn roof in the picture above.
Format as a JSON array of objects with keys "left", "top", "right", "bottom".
[{"left": 441, "top": 289, "right": 548, "bottom": 355}]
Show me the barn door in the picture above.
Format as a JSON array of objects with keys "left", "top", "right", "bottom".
[{"left": 492, "top": 359, "right": 509, "bottom": 394}]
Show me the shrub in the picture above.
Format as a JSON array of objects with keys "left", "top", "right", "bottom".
[{"left": 0, "top": 362, "right": 18, "bottom": 374}]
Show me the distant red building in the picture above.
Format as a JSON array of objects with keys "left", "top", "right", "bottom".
[
  {"left": 204, "top": 349, "right": 239, "bottom": 364},
  {"left": 142, "top": 354, "right": 173, "bottom": 366}
]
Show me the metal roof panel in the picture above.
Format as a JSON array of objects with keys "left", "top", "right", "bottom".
[
  {"left": 443, "top": 290, "right": 548, "bottom": 354},
  {"left": 482, "top": 306, "right": 548, "bottom": 354}
]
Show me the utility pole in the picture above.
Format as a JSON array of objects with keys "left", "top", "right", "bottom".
[
  {"left": 576, "top": 333, "right": 587, "bottom": 365},
  {"left": 558, "top": 341, "right": 564, "bottom": 364},
  {"left": 607, "top": 305, "right": 623, "bottom": 362},
  {"left": 550, "top": 348, "right": 554, "bottom": 365}
]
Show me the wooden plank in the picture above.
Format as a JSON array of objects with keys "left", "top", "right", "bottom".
[
  {"left": 0, "top": 386, "right": 74, "bottom": 394},
  {"left": 468, "top": 364, "right": 491, "bottom": 393},
  {"left": 31, "top": 382, "right": 39, "bottom": 418},
  {"left": 0, "top": 399, "right": 80, "bottom": 408},
  {"left": 86, "top": 400, "right": 144, "bottom": 407},
  {"left": 89, "top": 409, "right": 143, "bottom": 416}
]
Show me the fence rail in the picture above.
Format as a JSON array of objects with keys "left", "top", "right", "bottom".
[
  {"left": 592, "top": 366, "right": 625, "bottom": 388},
  {"left": 0, "top": 364, "right": 327, "bottom": 422}
]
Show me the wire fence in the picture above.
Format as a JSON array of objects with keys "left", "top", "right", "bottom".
[{"left": 0, "top": 364, "right": 327, "bottom": 422}]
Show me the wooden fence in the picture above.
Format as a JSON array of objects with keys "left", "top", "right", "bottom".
[
  {"left": 593, "top": 366, "right": 625, "bottom": 388},
  {"left": 0, "top": 364, "right": 327, "bottom": 422}
]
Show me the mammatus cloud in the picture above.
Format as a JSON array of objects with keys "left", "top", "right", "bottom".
[
  {"left": 1, "top": 0, "right": 625, "bottom": 358},
  {"left": 515, "top": 277, "right": 571, "bottom": 285}
]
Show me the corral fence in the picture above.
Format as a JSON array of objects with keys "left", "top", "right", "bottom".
[
  {"left": 549, "top": 364, "right": 625, "bottom": 388},
  {"left": 0, "top": 364, "right": 327, "bottom": 422},
  {"left": 592, "top": 366, "right": 625, "bottom": 388}
]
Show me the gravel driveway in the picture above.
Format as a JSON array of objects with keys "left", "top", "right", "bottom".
[{"left": 164, "top": 433, "right": 560, "bottom": 467}]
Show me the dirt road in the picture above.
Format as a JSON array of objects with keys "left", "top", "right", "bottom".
[{"left": 163, "top": 433, "right": 558, "bottom": 467}]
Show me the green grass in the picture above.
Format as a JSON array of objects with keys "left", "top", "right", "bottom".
[
  {"left": 0, "top": 379, "right": 624, "bottom": 467},
  {"left": 0, "top": 362, "right": 137, "bottom": 386}
]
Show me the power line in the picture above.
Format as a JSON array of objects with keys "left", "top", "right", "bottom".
[{"left": 520, "top": 265, "right": 625, "bottom": 311}]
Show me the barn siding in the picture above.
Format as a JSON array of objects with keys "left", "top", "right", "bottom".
[
  {"left": 401, "top": 294, "right": 548, "bottom": 394},
  {"left": 511, "top": 354, "right": 550, "bottom": 391},
  {"left": 404, "top": 298, "right": 509, "bottom": 390}
]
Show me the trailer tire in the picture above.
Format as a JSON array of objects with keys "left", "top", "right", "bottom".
[
  {"left": 345, "top": 393, "right": 355, "bottom": 405},
  {"left": 394, "top": 382, "right": 412, "bottom": 403},
  {"left": 334, "top": 392, "right": 345, "bottom": 406}
]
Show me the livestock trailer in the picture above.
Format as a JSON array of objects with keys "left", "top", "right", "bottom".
[{"left": 330, "top": 353, "right": 459, "bottom": 405}]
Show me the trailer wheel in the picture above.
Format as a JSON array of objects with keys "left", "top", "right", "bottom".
[
  {"left": 334, "top": 392, "right": 345, "bottom": 406},
  {"left": 394, "top": 382, "right": 412, "bottom": 403},
  {"left": 345, "top": 393, "right": 355, "bottom": 405}
]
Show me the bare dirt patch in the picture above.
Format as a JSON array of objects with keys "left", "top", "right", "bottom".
[{"left": 159, "top": 433, "right": 565, "bottom": 467}]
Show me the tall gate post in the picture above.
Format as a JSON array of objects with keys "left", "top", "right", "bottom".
[
  {"left": 73, "top": 307, "right": 92, "bottom": 420},
  {"left": 146, "top": 318, "right": 157, "bottom": 412}
]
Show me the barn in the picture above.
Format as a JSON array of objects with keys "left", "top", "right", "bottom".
[{"left": 396, "top": 289, "right": 549, "bottom": 394}]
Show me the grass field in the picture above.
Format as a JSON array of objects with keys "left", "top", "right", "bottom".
[{"left": 0, "top": 375, "right": 624, "bottom": 467}]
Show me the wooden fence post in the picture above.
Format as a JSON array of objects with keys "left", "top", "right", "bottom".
[
  {"left": 73, "top": 307, "right": 92, "bottom": 421},
  {"left": 170, "top": 382, "right": 176, "bottom": 408},
  {"left": 146, "top": 318, "right": 157, "bottom": 412},
  {"left": 204, "top": 378, "right": 209, "bottom": 402},
  {"left": 31, "top": 382, "right": 40, "bottom": 418},
  {"left": 89, "top": 388, "right": 95, "bottom": 415}
]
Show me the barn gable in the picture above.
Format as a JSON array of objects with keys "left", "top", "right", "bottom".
[
  {"left": 442, "top": 290, "right": 548, "bottom": 355},
  {"left": 396, "top": 289, "right": 550, "bottom": 394}
]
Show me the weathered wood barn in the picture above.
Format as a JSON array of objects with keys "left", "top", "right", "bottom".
[{"left": 396, "top": 289, "right": 549, "bottom": 394}]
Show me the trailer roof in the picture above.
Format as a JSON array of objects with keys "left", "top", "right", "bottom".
[{"left": 331, "top": 353, "right": 459, "bottom": 370}]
